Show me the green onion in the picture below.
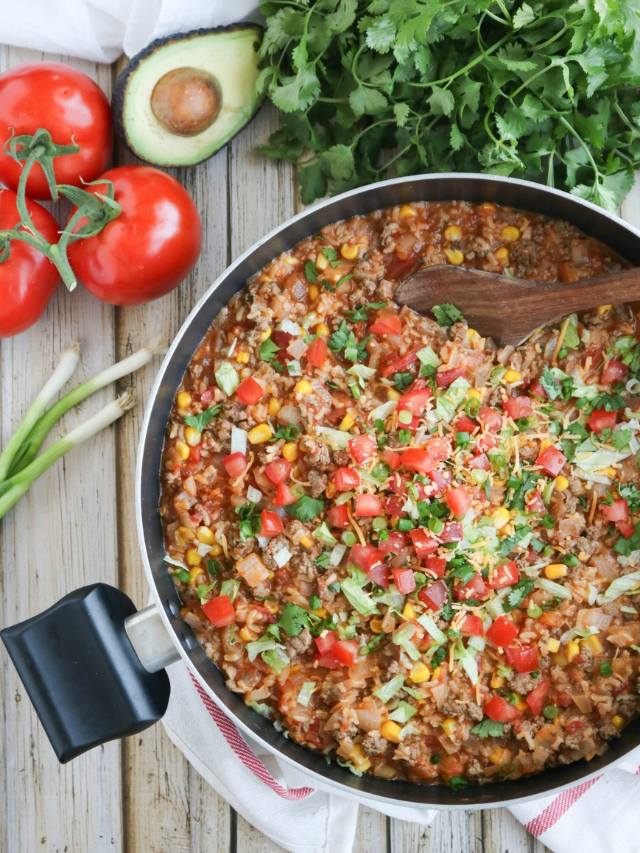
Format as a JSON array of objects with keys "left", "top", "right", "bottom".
[
  {"left": 341, "top": 530, "right": 357, "bottom": 546},
  {"left": 527, "top": 604, "right": 543, "bottom": 619},
  {"left": 600, "top": 662, "right": 613, "bottom": 676},
  {"left": 372, "top": 516, "right": 388, "bottom": 530}
]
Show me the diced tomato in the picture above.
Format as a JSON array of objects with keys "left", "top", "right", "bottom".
[
  {"left": 526, "top": 679, "right": 551, "bottom": 715},
  {"left": 445, "top": 486, "right": 472, "bottom": 519},
  {"left": 588, "top": 408, "right": 617, "bottom": 434},
  {"left": 456, "top": 573, "right": 488, "bottom": 601},
  {"left": 484, "top": 695, "right": 522, "bottom": 723},
  {"left": 202, "top": 594, "right": 235, "bottom": 627},
  {"left": 504, "top": 396, "right": 532, "bottom": 420},
  {"left": 260, "top": 510, "right": 284, "bottom": 538},
  {"left": 616, "top": 519, "right": 635, "bottom": 538},
  {"left": 333, "top": 467, "right": 360, "bottom": 490},
  {"left": 440, "top": 521, "right": 463, "bottom": 542},
  {"left": 469, "top": 452, "right": 490, "bottom": 471},
  {"left": 488, "top": 561, "right": 519, "bottom": 589},
  {"left": 327, "top": 504, "right": 350, "bottom": 528},
  {"left": 426, "top": 436, "right": 452, "bottom": 461},
  {"left": 315, "top": 630, "right": 338, "bottom": 656},
  {"left": 436, "top": 366, "right": 465, "bottom": 388},
  {"left": 476, "top": 432, "right": 499, "bottom": 452},
  {"left": 438, "top": 753, "right": 465, "bottom": 780},
  {"left": 367, "top": 561, "right": 389, "bottom": 587},
  {"left": 424, "top": 468, "right": 452, "bottom": 496},
  {"left": 601, "top": 359, "right": 628, "bottom": 385},
  {"left": 456, "top": 413, "right": 477, "bottom": 434},
  {"left": 505, "top": 645, "right": 540, "bottom": 674},
  {"left": 556, "top": 693, "right": 574, "bottom": 708},
  {"left": 313, "top": 652, "right": 343, "bottom": 669},
  {"left": 350, "top": 543, "right": 385, "bottom": 573},
  {"left": 383, "top": 447, "right": 403, "bottom": 470},
  {"left": 188, "top": 445, "right": 201, "bottom": 464},
  {"left": 398, "top": 387, "right": 432, "bottom": 416},
  {"left": 603, "top": 498, "right": 629, "bottom": 522},
  {"left": 264, "top": 458, "right": 292, "bottom": 484},
  {"left": 536, "top": 445, "right": 566, "bottom": 477},
  {"left": 425, "top": 556, "right": 446, "bottom": 577},
  {"left": 417, "top": 579, "right": 448, "bottom": 612},
  {"left": 529, "top": 379, "right": 547, "bottom": 398},
  {"left": 378, "top": 531, "right": 408, "bottom": 554},
  {"left": 331, "top": 640, "right": 359, "bottom": 667},
  {"left": 391, "top": 566, "right": 417, "bottom": 594},
  {"left": 526, "top": 491, "right": 545, "bottom": 515},
  {"left": 306, "top": 336, "right": 328, "bottom": 367},
  {"left": 355, "top": 493, "right": 383, "bottom": 517},
  {"left": 409, "top": 527, "right": 439, "bottom": 558},
  {"left": 236, "top": 376, "right": 264, "bottom": 405},
  {"left": 383, "top": 495, "right": 407, "bottom": 518},
  {"left": 270, "top": 330, "right": 294, "bottom": 367},
  {"left": 200, "top": 387, "right": 216, "bottom": 406},
  {"left": 274, "top": 482, "right": 296, "bottom": 506},
  {"left": 349, "top": 433, "right": 377, "bottom": 464},
  {"left": 478, "top": 406, "right": 502, "bottom": 432},
  {"left": 460, "top": 615, "right": 484, "bottom": 636},
  {"left": 380, "top": 347, "right": 421, "bottom": 378},
  {"left": 370, "top": 315, "right": 402, "bottom": 335},
  {"left": 400, "top": 448, "right": 435, "bottom": 474},
  {"left": 221, "top": 452, "right": 247, "bottom": 478},
  {"left": 486, "top": 615, "right": 519, "bottom": 647},
  {"left": 565, "top": 718, "right": 587, "bottom": 734}
]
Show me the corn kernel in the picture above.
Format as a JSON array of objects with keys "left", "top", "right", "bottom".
[
  {"left": 545, "top": 564, "right": 567, "bottom": 579},
  {"left": 400, "top": 204, "right": 417, "bottom": 218},
  {"left": 309, "top": 284, "right": 319, "bottom": 301},
  {"left": 432, "top": 666, "right": 442, "bottom": 680},
  {"left": 467, "top": 389, "right": 481, "bottom": 401},
  {"left": 196, "top": 526, "right": 215, "bottom": 546},
  {"left": 284, "top": 255, "right": 298, "bottom": 265},
  {"left": 555, "top": 475, "right": 569, "bottom": 492},
  {"left": 501, "top": 225, "right": 520, "bottom": 242},
  {"left": 269, "top": 398, "right": 281, "bottom": 416},
  {"left": 184, "top": 426, "right": 201, "bottom": 447},
  {"left": 410, "top": 663, "right": 431, "bottom": 684},
  {"left": 177, "top": 391, "right": 192, "bottom": 408},
  {"left": 311, "top": 608, "right": 328, "bottom": 618},
  {"left": 295, "top": 379, "right": 313, "bottom": 395},
  {"left": 445, "top": 248, "right": 464, "bottom": 265},
  {"left": 444, "top": 224, "right": 462, "bottom": 241},
  {"left": 264, "top": 600, "right": 279, "bottom": 614},
  {"left": 381, "top": 721, "right": 402, "bottom": 743},
  {"left": 466, "top": 329, "right": 482, "bottom": 346},
  {"left": 175, "top": 440, "right": 190, "bottom": 461},
  {"left": 209, "top": 543, "right": 222, "bottom": 557},
  {"left": 539, "top": 438, "right": 551, "bottom": 453},
  {"left": 582, "top": 634, "right": 603, "bottom": 655},
  {"left": 351, "top": 744, "right": 372, "bottom": 772},
  {"left": 481, "top": 203, "right": 496, "bottom": 212},
  {"left": 567, "top": 640, "right": 580, "bottom": 662},
  {"left": 340, "top": 243, "right": 359, "bottom": 260},
  {"left": 259, "top": 274, "right": 270, "bottom": 283},
  {"left": 239, "top": 626, "right": 258, "bottom": 643},
  {"left": 188, "top": 566, "right": 202, "bottom": 585},
  {"left": 597, "top": 304, "right": 612, "bottom": 316},
  {"left": 491, "top": 675, "right": 505, "bottom": 689},
  {"left": 325, "top": 482, "right": 337, "bottom": 499},
  {"left": 387, "top": 388, "right": 401, "bottom": 401},
  {"left": 340, "top": 413, "right": 355, "bottom": 431},
  {"left": 548, "top": 638, "right": 560, "bottom": 653},
  {"left": 492, "top": 507, "right": 511, "bottom": 530},
  {"left": 597, "top": 466, "right": 617, "bottom": 478},
  {"left": 495, "top": 246, "right": 510, "bottom": 262},
  {"left": 488, "top": 746, "right": 508, "bottom": 765},
  {"left": 282, "top": 442, "right": 298, "bottom": 462},
  {"left": 316, "top": 252, "right": 329, "bottom": 271},
  {"left": 370, "top": 617, "right": 384, "bottom": 634},
  {"left": 501, "top": 522, "right": 515, "bottom": 537},
  {"left": 316, "top": 322, "right": 330, "bottom": 337},
  {"left": 504, "top": 369, "right": 522, "bottom": 383},
  {"left": 441, "top": 718, "right": 456, "bottom": 736},
  {"left": 259, "top": 327, "right": 272, "bottom": 343},
  {"left": 300, "top": 536, "right": 313, "bottom": 548},
  {"left": 236, "top": 351, "right": 250, "bottom": 364},
  {"left": 515, "top": 698, "right": 528, "bottom": 712},
  {"left": 402, "top": 601, "right": 416, "bottom": 621},
  {"left": 612, "top": 715, "right": 625, "bottom": 729},
  {"left": 186, "top": 548, "right": 202, "bottom": 567},
  {"left": 248, "top": 423, "right": 273, "bottom": 444}
]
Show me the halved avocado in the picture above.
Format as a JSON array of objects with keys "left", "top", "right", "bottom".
[{"left": 113, "top": 24, "right": 265, "bottom": 167}]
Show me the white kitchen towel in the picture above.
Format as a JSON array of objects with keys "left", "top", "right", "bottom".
[
  {"left": 2, "top": 0, "right": 261, "bottom": 64},
  {"left": 162, "top": 660, "right": 640, "bottom": 853}
]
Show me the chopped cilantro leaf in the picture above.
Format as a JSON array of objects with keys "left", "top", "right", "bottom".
[
  {"left": 285, "top": 495, "right": 324, "bottom": 522},
  {"left": 432, "top": 304, "right": 464, "bottom": 328},
  {"left": 270, "top": 424, "right": 300, "bottom": 442},
  {"left": 235, "top": 502, "right": 261, "bottom": 541},
  {"left": 321, "top": 247, "right": 340, "bottom": 268},
  {"left": 618, "top": 482, "right": 640, "bottom": 513},
  {"left": 503, "top": 578, "right": 535, "bottom": 612},
  {"left": 471, "top": 719, "right": 505, "bottom": 738},
  {"left": 259, "top": 337, "right": 284, "bottom": 372},
  {"left": 343, "top": 302, "right": 388, "bottom": 322},
  {"left": 322, "top": 278, "right": 336, "bottom": 292},
  {"left": 183, "top": 404, "right": 221, "bottom": 433},
  {"left": 539, "top": 367, "right": 560, "bottom": 400},
  {"left": 328, "top": 321, "right": 350, "bottom": 353},
  {"left": 393, "top": 372, "right": 414, "bottom": 392},
  {"left": 499, "top": 524, "right": 531, "bottom": 558},
  {"left": 612, "top": 429, "right": 633, "bottom": 451},
  {"left": 304, "top": 259, "right": 318, "bottom": 283},
  {"left": 278, "top": 602, "right": 311, "bottom": 637}
]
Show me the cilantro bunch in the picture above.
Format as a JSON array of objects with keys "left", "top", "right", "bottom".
[{"left": 257, "top": 0, "right": 640, "bottom": 211}]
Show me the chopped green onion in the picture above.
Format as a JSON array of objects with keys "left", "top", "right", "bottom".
[
  {"left": 341, "top": 530, "right": 357, "bottom": 546},
  {"left": 600, "top": 662, "right": 613, "bottom": 676}
]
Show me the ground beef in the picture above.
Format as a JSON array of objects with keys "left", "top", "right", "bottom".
[
  {"left": 576, "top": 525, "right": 601, "bottom": 557},
  {"left": 598, "top": 724, "right": 620, "bottom": 741},
  {"left": 301, "top": 438, "right": 332, "bottom": 472},
  {"left": 362, "top": 736, "right": 388, "bottom": 756},
  {"left": 442, "top": 699, "right": 484, "bottom": 722},
  {"left": 320, "top": 681, "right": 343, "bottom": 703},
  {"left": 563, "top": 734, "right": 584, "bottom": 751},
  {"left": 508, "top": 239, "right": 543, "bottom": 273},
  {"left": 332, "top": 449, "right": 351, "bottom": 467},
  {"left": 226, "top": 525, "right": 256, "bottom": 560},
  {"left": 261, "top": 535, "right": 290, "bottom": 571},
  {"left": 386, "top": 431, "right": 403, "bottom": 449},
  {"left": 308, "top": 469, "right": 328, "bottom": 497},
  {"left": 519, "top": 444, "right": 538, "bottom": 461},
  {"left": 466, "top": 757, "right": 484, "bottom": 781},
  {"left": 292, "top": 550, "right": 318, "bottom": 581},
  {"left": 286, "top": 628, "right": 313, "bottom": 657},
  {"left": 582, "top": 310, "right": 608, "bottom": 329},
  {"left": 222, "top": 400, "right": 254, "bottom": 425},
  {"left": 508, "top": 671, "right": 540, "bottom": 694}
]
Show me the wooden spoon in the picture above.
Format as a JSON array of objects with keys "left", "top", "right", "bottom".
[{"left": 394, "top": 264, "right": 640, "bottom": 347}]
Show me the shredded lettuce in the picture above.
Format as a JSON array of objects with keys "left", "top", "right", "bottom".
[
  {"left": 416, "top": 612, "right": 446, "bottom": 646},
  {"left": 215, "top": 360, "right": 239, "bottom": 396},
  {"left": 246, "top": 636, "right": 284, "bottom": 662},
  {"left": 392, "top": 623, "right": 421, "bottom": 661},
  {"left": 417, "top": 345, "right": 441, "bottom": 368},
  {"left": 435, "top": 377, "right": 470, "bottom": 423},
  {"left": 316, "top": 426, "right": 351, "bottom": 449},
  {"left": 597, "top": 569, "right": 640, "bottom": 605},
  {"left": 341, "top": 566, "right": 379, "bottom": 617},
  {"left": 398, "top": 723, "right": 421, "bottom": 739},
  {"left": 454, "top": 639, "right": 478, "bottom": 685},
  {"left": 262, "top": 646, "right": 290, "bottom": 674},
  {"left": 373, "top": 674, "right": 404, "bottom": 703},
  {"left": 574, "top": 438, "right": 631, "bottom": 474},
  {"left": 369, "top": 400, "right": 398, "bottom": 422},
  {"left": 468, "top": 635, "right": 486, "bottom": 653},
  {"left": 563, "top": 314, "right": 580, "bottom": 350},
  {"left": 220, "top": 578, "right": 241, "bottom": 601},
  {"left": 347, "top": 364, "right": 377, "bottom": 388},
  {"left": 297, "top": 681, "right": 316, "bottom": 707},
  {"left": 534, "top": 578, "right": 572, "bottom": 600},
  {"left": 312, "top": 521, "right": 337, "bottom": 545},
  {"left": 388, "top": 700, "right": 417, "bottom": 723},
  {"left": 490, "top": 366, "right": 507, "bottom": 386}
]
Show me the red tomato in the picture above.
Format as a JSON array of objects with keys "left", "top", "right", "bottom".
[
  {"left": 221, "top": 452, "right": 247, "bottom": 478},
  {"left": 529, "top": 379, "right": 547, "bottom": 398},
  {"left": 236, "top": 376, "right": 263, "bottom": 405},
  {"left": 505, "top": 646, "right": 539, "bottom": 674},
  {"left": 588, "top": 408, "right": 617, "bottom": 434},
  {"left": 349, "top": 433, "right": 377, "bottom": 464},
  {"left": 478, "top": 406, "right": 502, "bottom": 431},
  {"left": 306, "top": 336, "right": 328, "bottom": 367},
  {"left": 260, "top": 510, "right": 283, "bottom": 538},
  {"left": 417, "top": 579, "right": 448, "bottom": 611},
  {"left": 456, "top": 413, "right": 477, "bottom": 434},
  {"left": 265, "top": 458, "right": 292, "bottom": 485},
  {"left": 349, "top": 543, "right": 385, "bottom": 573},
  {"left": 0, "top": 189, "right": 60, "bottom": 337},
  {"left": 504, "top": 396, "right": 532, "bottom": 420},
  {"left": 398, "top": 387, "right": 432, "bottom": 416},
  {"left": 380, "top": 346, "right": 421, "bottom": 378},
  {"left": 486, "top": 616, "right": 518, "bottom": 647},
  {"left": 476, "top": 432, "right": 499, "bottom": 453},
  {"left": 378, "top": 531, "right": 408, "bottom": 554},
  {"left": 469, "top": 452, "right": 490, "bottom": 471},
  {"left": 333, "top": 467, "right": 360, "bottom": 491},
  {"left": 526, "top": 491, "right": 546, "bottom": 515},
  {"left": 425, "top": 468, "right": 452, "bottom": 496},
  {"left": 67, "top": 166, "right": 202, "bottom": 305},
  {"left": 526, "top": 679, "right": 551, "bottom": 715},
  {"left": 440, "top": 521, "right": 463, "bottom": 542},
  {"left": 202, "top": 594, "right": 235, "bottom": 627},
  {"left": 400, "top": 448, "right": 435, "bottom": 474},
  {"left": 425, "top": 556, "right": 446, "bottom": 577},
  {"left": 201, "top": 387, "right": 216, "bottom": 405},
  {"left": 370, "top": 315, "right": 402, "bottom": 335},
  {"left": 331, "top": 640, "right": 359, "bottom": 667},
  {"left": 601, "top": 359, "right": 628, "bottom": 385},
  {"left": 426, "top": 436, "right": 452, "bottom": 461},
  {"left": 355, "top": 493, "right": 383, "bottom": 516},
  {"left": 456, "top": 573, "right": 487, "bottom": 601},
  {"left": 367, "top": 561, "right": 389, "bottom": 587},
  {"left": 274, "top": 482, "right": 296, "bottom": 506},
  {"left": 383, "top": 495, "right": 407, "bottom": 518},
  {"left": 314, "top": 652, "right": 343, "bottom": 669},
  {"left": 269, "top": 331, "right": 294, "bottom": 368},
  {"left": 0, "top": 62, "right": 113, "bottom": 200},
  {"left": 409, "top": 527, "right": 439, "bottom": 558},
  {"left": 617, "top": 519, "right": 635, "bottom": 538},
  {"left": 188, "top": 445, "right": 201, "bottom": 465},
  {"left": 445, "top": 486, "right": 472, "bottom": 518},
  {"left": 383, "top": 447, "right": 403, "bottom": 470},
  {"left": 536, "top": 445, "right": 567, "bottom": 476},
  {"left": 460, "top": 615, "right": 484, "bottom": 636},
  {"left": 488, "top": 561, "right": 519, "bottom": 589},
  {"left": 391, "top": 566, "right": 416, "bottom": 594},
  {"left": 484, "top": 695, "right": 521, "bottom": 723},
  {"left": 436, "top": 367, "right": 465, "bottom": 388},
  {"left": 327, "top": 504, "right": 350, "bottom": 528},
  {"left": 603, "top": 498, "right": 629, "bottom": 522},
  {"left": 315, "top": 631, "right": 338, "bottom": 656}
]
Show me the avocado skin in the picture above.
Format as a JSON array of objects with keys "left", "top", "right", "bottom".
[{"left": 112, "top": 23, "right": 265, "bottom": 167}]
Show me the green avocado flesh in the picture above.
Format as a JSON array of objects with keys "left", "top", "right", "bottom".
[{"left": 115, "top": 25, "right": 265, "bottom": 167}]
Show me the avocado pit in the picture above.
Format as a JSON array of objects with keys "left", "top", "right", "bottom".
[{"left": 150, "top": 67, "right": 221, "bottom": 137}]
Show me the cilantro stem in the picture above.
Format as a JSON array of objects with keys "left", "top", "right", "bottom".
[{"left": 405, "top": 32, "right": 511, "bottom": 89}]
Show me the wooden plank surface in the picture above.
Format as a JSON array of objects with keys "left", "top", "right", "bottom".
[{"left": 1, "top": 44, "right": 633, "bottom": 853}]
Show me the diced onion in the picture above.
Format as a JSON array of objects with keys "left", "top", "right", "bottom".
[
  {"left": 287, "top": 337, "right": 309, "bottom": 359},
  {"left": 231, "top": 425, "right": 247, "bottom": 455},
  {"left": 247, "top": 485, "right": 262, "bottom": 503},
  {"left": 329, "top": 543, "right": 347, "bottom": 566},
  {"left": 279, "top": 319, "right": 302, "bottom": 335},
  {"left": 274, "top": 546, "right": 292, "bottom": 568},
  {"left": 256, "top": 535, "right": 270, "bottom": 547},
  {"left": 197, "top": 542, "right": 212, "bottom": 557},
  {"left": 287, "top": 359, "right": 302, "bottom": 376},
  {"left": 227, "top": 337, "right": 238, "bottom": 358}
]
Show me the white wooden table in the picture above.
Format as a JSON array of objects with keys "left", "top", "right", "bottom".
[{"left": 2, "top": 43, "right": 637, "bottom": 853}]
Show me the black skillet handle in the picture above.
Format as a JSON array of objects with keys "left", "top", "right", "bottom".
[{"left": 0, "top": 583, "right": 171, "bottom": 763}]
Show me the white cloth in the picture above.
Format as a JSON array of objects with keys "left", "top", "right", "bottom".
[
  {"left": 163, "top": 660, "right": 640, "bottom": 853},
  {"left": 2, "top": 0, "right": 261, "bottom": 64}
]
